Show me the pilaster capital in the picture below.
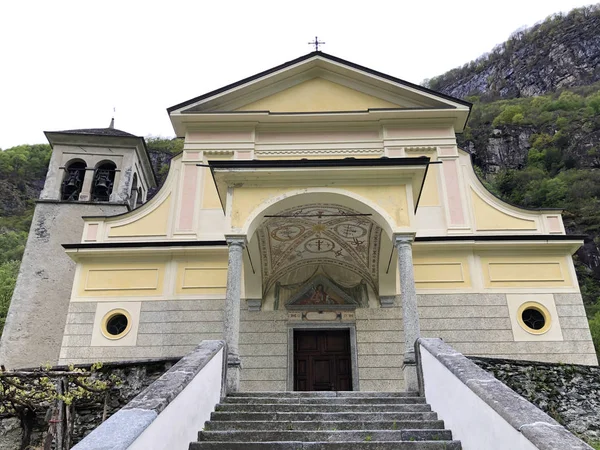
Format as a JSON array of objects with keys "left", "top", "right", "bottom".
[
  {"left": 225, "top": 235, "right": 247, "bottom": 249},
  {"left": 393, "top": 233, "right": 416, "bottom": 249}
]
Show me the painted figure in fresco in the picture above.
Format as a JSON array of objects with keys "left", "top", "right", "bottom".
[
  {"left": 309, "top": 284, "right": 328, "bottom": 304},
  {"left": 295, "top": 284, "right": 348, "bottom": 306}
]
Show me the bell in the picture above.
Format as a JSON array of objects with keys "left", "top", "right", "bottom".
[
  {"left": 66, "top": 174, "right": 79, "bottom": 188},
  {"left": 95, "top": 177, "right": 109, "bottom": 190}
]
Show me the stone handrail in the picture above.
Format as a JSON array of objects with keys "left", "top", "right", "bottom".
[
  {"left": 416, "top": 338, "right": 592, "bottom": 450},
  {"left": 73, "top": 340, "right": 227, "bottom": 450}
]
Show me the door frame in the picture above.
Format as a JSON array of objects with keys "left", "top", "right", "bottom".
[{"left": 287, "top": 323, "right": 360, "bottom": 391}]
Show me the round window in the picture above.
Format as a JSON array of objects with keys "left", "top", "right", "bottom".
[
  {"left": 517, "top": 302, "right": 551, "bottom": 335},
  {"left": 101, "top": 309, "right": 131, "bottom": 339}
]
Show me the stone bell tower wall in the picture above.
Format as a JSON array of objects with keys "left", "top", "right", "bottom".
[{"left": 0, "top": 202, "right": 126, "bottom": 369}]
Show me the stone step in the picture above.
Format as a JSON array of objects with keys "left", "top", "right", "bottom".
[
  {"left": 198, "top": 430, "right": 453, "bottom": 443},
  {"left": 222, "top": 396, "right": 426, "bottom": 405},
  {"left": 210, "top": 411, "right": 439, "bottom": 422},
  {"left": 227, "top": 391, "right": 420, "bottom": 398},
  {"left": 204, "top": 420, "right": 446, "bottom": 431},
  {"left": 190, "top": 441, "right": 462, "bottom": 450},
  {"left": 214, "top": 403, "right": 432, "bottom": 413}
]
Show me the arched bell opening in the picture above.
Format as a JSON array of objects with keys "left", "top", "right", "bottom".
[
  {"left": 91, "top": 161, "right": 116, "bottom": 202},
  {"left": 61, "top": 160, "right": 87, "bottom": 201},
  {"left": 242, "top": 192, "right": 399, "bottom": 309}
]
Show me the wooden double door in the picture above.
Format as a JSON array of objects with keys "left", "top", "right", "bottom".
[{"left": 294, "top": 329, "right": 352, "bottom": 391}]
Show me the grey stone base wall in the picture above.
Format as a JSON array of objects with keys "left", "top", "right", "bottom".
[
  {"left": 59, "top": 299, "right": 224, "bottom": 364},
  {"left": 418, "top": 293, "right": 597, "bottom": 366},
  {"left": 237, "top": 305, "right": 406, "bottom": 392},
  {"left": 239, "top": 306, "right": 288, "bottom": 391},
  {"left": 355, "top": 306, "right": 404, "bottom": 391},
  {"left": 0, "top": 202, "right": 127, "bottom": 369},
  {"left": 59, "top": 291, "right": 596, "bottom": 386}
]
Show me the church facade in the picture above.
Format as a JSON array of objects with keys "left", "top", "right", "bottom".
[{"left": 1, "top": 52, "right": 596, "bottom": 392}]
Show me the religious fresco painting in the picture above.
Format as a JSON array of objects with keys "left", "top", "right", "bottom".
[
  {"left": 284, "top": 273, "right": 362, "bottom": 310},
  {"left": 257, "top": 204, "right": 382, "bottom": 295},
  {"left": 295, "top": 284, "right": 347, "bottom": 306}
]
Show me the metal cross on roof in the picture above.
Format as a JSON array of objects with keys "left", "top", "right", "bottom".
[{"left": 308, "top": 36, "right": 325, "bottom": 51}]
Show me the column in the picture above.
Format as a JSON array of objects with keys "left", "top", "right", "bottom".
[
  {"left": 394, "top": 234, "right": 421, "bottom": 392},
  {"left": 78, "top": 168, "right": 95, "bottom": 201},
  {"left": 224, "top": 236, "right": 246, "bottom": 393}
]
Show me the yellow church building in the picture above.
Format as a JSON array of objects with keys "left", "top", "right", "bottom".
[{"left": 1, "top": 52, "right": 596, "bottom": 393}]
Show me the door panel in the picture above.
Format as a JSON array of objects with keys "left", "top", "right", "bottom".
[{"left": 294, "top": 330, "right": 352, "bottom": 391}]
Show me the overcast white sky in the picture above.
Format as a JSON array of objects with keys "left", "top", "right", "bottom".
[{"left": 0, "top": 0, "right": 593, "bottom": 149}]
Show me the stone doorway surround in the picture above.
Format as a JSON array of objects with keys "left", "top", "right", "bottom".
[{"left": 287, "top": 322, "right": 360, "bottom": 391}]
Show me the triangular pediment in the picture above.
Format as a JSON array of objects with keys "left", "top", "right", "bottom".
[
  {"left": 168, "top": 52, "right": 471, "bottom": 115},
  {"left": 235, "top": 77, "right": 403, "bottom": 112}
]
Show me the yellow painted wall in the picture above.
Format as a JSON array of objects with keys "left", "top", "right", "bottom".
[
  {"left": 202, "top": 155, "right": 233, "bottom": 210},
  {"left": 471, "top": 189, "right": 536, "bottom": 231},
  {"left": 236, "top": 78, "right": 401, "bottom": 112},
  {"left": 175, "top": 253, "right": 228, "bottom": 295},
  {"left": 201, "top": 168, "right": 223, "bottom": 209},
  {"left": 412, "top": 254, "right": 471, "bottom": 289},
  {"left": 480, "top": 254, "right": 574, "bottom": 288},
  {"left": 408, "top": 151, "right": 439, "bottom": 207},
  {"left": 231, "top": 186, "right": 288, "bottom": 229},
  {"left": 78, "top": 260, "right": 166, "bottom": 297},
  {"left": 338, "top": 184, "right": 410, "bottom": 227},
  {"left": 231, "top": 184, "right": 410, "bottom": 230},
  {"left": 108, "top": 195, "right": 172, "bottom": 237}
]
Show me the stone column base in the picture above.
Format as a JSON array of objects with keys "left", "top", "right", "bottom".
[
  {"left": 403, "top": 353, "right": 418, "bottom": 392},
  {"left": 226, "top": 356, "right": 242, "bottom": 393}
]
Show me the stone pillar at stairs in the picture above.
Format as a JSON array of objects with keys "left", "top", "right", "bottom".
[
  {"left": 394, "top": 233, "right": 421, "bottom": 392},
  {"left": 223, "top": 236, "right": 246, "bottom": 393}
]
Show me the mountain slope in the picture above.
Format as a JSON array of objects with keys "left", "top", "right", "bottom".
[
  {"left": 426, "top": 5, "right": 600, "bottom": 100},
  {"left": 425, "top": 5, "right": 600, "bottom": 357}
]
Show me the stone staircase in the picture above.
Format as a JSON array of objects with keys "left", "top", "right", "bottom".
[{"left": 189, "top": 391, "right": 462, "bottom": 449}]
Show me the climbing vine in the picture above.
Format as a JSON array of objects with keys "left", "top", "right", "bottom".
[{"left": 0, "top": 363, "right": 121, "bottom": 449}]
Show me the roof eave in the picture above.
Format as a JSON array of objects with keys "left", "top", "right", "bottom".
[{"left": 170, "top": 108, "right": 470, "bottom": 137}]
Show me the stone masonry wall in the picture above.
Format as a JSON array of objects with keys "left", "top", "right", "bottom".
[
  {"left": 471, "top": 356, "right": 600, "bottom": 442},
  {"left": 59, "top": 299, "right": 225, "bottom": 364},
  {"left": 419, "top": 293, "right": 597, "bottom": 365}
]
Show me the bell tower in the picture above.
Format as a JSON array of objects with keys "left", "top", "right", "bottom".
[{"left": 0, "top": 123, "right": 156, "bottom": 369}]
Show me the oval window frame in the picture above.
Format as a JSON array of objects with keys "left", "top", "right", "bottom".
[
  {"left": 101, "top": 309, "right": 132, "bottom": 340},
  {"left": 517, "top": 301, "right": 551, "bottom": 335}
]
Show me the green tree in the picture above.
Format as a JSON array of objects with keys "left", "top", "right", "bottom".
[
  {"left": 589, "top": 311, "right": 600, "bottom": 360},
  {"left": 0, "top": 231, "right": 28, "bottom": 264},
  {"left": 0, "top": 261, "right": 20, "bottom": 333}
]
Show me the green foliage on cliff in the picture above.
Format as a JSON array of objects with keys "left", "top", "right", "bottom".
[
  {"left": 591, "top": 312, "right": 600, "bottom": 362},
  {"left": 0, "top": 261, "right": 19, "bottom": 332},
  {"left": 0, "top": 144, "right": 52, "bottom": 182},
  {"left": 0, "top": 144, "right": 53, "bottom": 335}
]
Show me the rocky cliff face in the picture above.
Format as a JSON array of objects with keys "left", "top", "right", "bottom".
[
  {"left": 427, "top": 5, "right": 600, "bottom": 100},
  {"left": 461, "top": 127, "right": 535, "bottom": 172}
]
